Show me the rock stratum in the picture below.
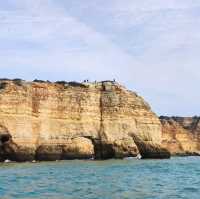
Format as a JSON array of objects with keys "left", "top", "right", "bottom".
[
  {"left": 0, "top": 79, "right": 170, "bottom": 161},
  {"left": 160, "top": 116, "right": 200, "bottom": 155}
]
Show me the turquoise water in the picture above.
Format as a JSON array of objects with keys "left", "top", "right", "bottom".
[{"left": 0, "top": 157, "right": 200, "bottom": 199}]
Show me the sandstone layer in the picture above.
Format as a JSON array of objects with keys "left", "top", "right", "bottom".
[
  {"left": 0, "top": 79, "right": 169, "bottom": 161},
  {"left": 160, "top": 116, "right": 200, "bottom": 155}
]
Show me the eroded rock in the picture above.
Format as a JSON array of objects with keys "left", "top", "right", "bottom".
[
  {"left": 130, "top": 133, "right": 170, "bottom": 159},
  {"left": 62, "top": 137, "right": 94, "bottom": 159},
  {"left": 160, "top": 117, "right": 200, "bottom": 156},
  {"left": 0, "top": 80, "right": 166, "bottom": 161},
  {"left": 36, "top": 145, "right": 63, "bottom": 161}
]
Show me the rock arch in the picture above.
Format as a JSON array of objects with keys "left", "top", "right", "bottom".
[{"left": 129, "top": 133, "right": 170, "bottom": 159}]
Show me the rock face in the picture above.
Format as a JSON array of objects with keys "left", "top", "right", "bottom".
[
  {"left": 160, "top": 116, "right": 200, "bottom": 155},
  {"left": 0, "top": 79, "right": 167, "bottom": 161},
  {"left": 130, "top": 133, "right": 170, "bottom": 159}
]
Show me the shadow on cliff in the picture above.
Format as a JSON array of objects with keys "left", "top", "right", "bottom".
[
  {"left": 0, "top": 125, "right": 36, "bottom": 162},
  {"left": 129, "top": 133, "right": 170, "bottom": 159},
  {"left": 0, "top": 138, "right": 35, "bottom": 162},
  {"left": 0, "top": 135, "right": 171, "bottom": 162},
  {"left": 0, "top": 131, "right": 170, "bottom": 162},
  {"left": 0, "top": 126, "right": 19, "bottom": 161}
]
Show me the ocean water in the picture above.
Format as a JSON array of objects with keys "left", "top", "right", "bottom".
[{"left": 0, "top": 157, "right": 199, "bottom": 199}]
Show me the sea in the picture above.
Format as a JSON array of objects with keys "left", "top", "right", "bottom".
[{"left": 0, "top": 156, "right": 199, "bottom": 199}]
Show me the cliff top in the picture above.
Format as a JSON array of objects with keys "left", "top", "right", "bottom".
[
  {"left": 0, "top": 78, "right": 119, "bottom": 87},
  {"left": 160, "top": 116, "right": 200, "bottom": 120},
  {"left": 0, "top": 78, "right": 135, "bottom": 93}
]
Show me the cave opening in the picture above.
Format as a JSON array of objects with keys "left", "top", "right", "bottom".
[{"left": 1, "top": 134, "right": 11, "bottom": 143}]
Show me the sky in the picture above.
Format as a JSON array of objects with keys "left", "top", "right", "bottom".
[{"left": 0, "top": 0, "right": 200, "bottom": 116}]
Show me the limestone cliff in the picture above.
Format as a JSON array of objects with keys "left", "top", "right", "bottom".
[
  {"left": 160, "top": 116, "right": 200, "bottom": 155},
  {"left": 0, "top": 79, "right": 168, "bottom": 161}
]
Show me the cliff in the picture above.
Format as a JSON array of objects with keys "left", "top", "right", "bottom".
[
  {"left": 0, "top": 79, "right": 169, "bottom": 161},
  {"left": 160, "top": 116, "right": 200, "bottom": 155}
]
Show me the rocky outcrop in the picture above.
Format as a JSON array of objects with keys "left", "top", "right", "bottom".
[
  {"left": 0, "top": 79, "right": 168, "bottom": 161},
  {"left": 130, "top": 133, "right": 170, "bottom": 159},
  {"left": 36, "top": 137, "right": 94, "bottom": 161},
  {"left": 0, "top": 125, "right": 12, "bottom": 161},
  {"left": 160, "top": 116, "right": 200, "bottom": 155}
]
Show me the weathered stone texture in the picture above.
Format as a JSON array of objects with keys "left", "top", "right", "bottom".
[
  {"left": 160, "top": 116, "right": 200, "bottom": 155},
  {"left": 0, "top": 80, "right": 165, "bottom": 161}
]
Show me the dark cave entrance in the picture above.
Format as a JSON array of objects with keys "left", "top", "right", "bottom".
[{"left": 0, "top": 134, "right": 11, "bottom": 144}]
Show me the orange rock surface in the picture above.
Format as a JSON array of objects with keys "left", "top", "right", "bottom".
[{"left": 0, "top": 79, "right": 168, "bottom": 161}]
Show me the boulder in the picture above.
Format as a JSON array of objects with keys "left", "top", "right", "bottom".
[{"left": 62, "top": 137, "right": 94, "bottom": 159}]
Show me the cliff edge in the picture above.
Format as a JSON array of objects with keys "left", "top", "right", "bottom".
[
  {"left": 0, "top": 79, "right": 169, "bottom": 161},
  {"left": 160, "top": 116, "right": 200, "bottom": 155}
]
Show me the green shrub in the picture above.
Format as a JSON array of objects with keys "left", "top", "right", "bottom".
[
  {"left": 0, "top": 82, "right": 7, "bottom": 90},
  {"left": 33, "top": 79, "right": 46, "bottom": 83},
  {"left": 13, "top": 78, "right": 23, "bottom": 86},
  {"left": 68, "top": 81, "right": 88, "bottom": 88}
]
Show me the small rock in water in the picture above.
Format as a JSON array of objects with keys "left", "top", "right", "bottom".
[
  {"left": 32, "top": 160, "right": 36, "bottom": 163},
  {"left": 4, "top": 159, "right": 11, "bottom": 163}
]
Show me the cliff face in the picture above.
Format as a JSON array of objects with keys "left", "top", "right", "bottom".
[
  {"left": 160, "top": 116, "right": 200, "bottom": 155},
  {"left": 0, "top": 79, "right": 167, "bottom": 161}
]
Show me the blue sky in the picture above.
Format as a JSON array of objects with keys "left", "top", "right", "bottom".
[{"left": 0, "top": 0, "right": 200, "bottom": 116}]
